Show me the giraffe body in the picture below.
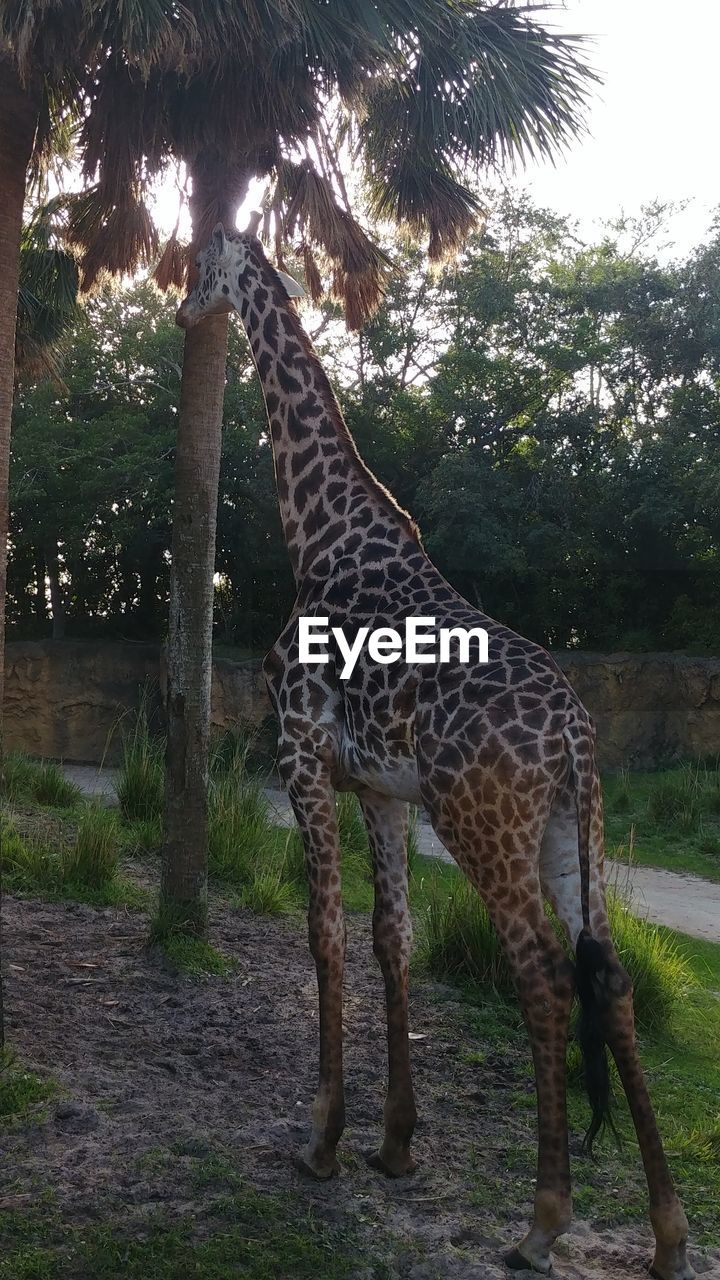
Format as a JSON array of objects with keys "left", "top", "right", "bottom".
[{"left": 177, "top": 225, "right": 693, "bottom": 1280}]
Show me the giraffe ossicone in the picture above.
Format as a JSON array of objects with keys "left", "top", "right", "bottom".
[{"left": 176, "top": 225, "right": 695, "bottom": 1280}]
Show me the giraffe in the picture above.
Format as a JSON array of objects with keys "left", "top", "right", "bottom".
[{"left": 176, "top": 221, "right": 693, "bottom": 1280}]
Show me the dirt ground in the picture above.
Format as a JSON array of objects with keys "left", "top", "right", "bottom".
[{"left": 2, "top": 895, "right": 719, "bottom": 1279}]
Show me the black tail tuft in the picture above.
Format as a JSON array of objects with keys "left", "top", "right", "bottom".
[{"left": 575, "top": 929, "right": 616, "bottom": 1154}]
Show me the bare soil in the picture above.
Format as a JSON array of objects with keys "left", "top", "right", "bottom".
[{"left": 2, "top": 894, "right": 719, "bottom": 1279}]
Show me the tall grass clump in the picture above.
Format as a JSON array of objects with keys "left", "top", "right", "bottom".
[
  {"left": 117, "top": 700, "right": 164, "bottom": 822},
  {"left": 606, "top": 890, "right": 693, "bottom": 1033},
  {"left": 646, "top": 759, "right": 720, "bottom": 833},
  {"left": 2, "top": 808, "right": 124, "bottom": 899},
  {"left": 417, "top": 872, "right": 692, "bottom": 1036},
  {"left": 337, "top": 792, "right": 369, "bottom": 860},
  {"left": 1, "top": 751, "right": 40, "bottom": 803},
  {"left": 1, "top": 753, "right": 80, "bottom": 808},
  {"left": 33, "top": 762, "right": 81, "bottom": 808},
  {"left": 0, "top": 817, "right": 63, "bottom": 893},
  {"left": 407, "top": 807, "right": 421, "bottom": 877},
  {"left": 240, "top": 863, "right": 295, "bottom": 915},
  {"left": 64, "top": 805, "right": 120, "bottom": 888},
  {"left": 608, "top": 766, "right": 632, "bottom": 814},
  {"left": 417, "top": 873, "right": 510, "bottom": 993},
  {"left": 208, "top": 765, "right": 275, "bottom": 883}
]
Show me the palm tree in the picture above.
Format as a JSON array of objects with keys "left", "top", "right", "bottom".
[
  {"left": 1, "top": 2, "right": 597, "bottom": 936},
  {"left": 0, "top": 193, "right": 79, "bottom": 1046}
]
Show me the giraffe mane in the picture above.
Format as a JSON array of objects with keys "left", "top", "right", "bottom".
[{"left": 242, "top": 236, "right": 422, "bottom": 546}]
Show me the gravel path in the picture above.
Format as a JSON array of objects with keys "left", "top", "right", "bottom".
[{"left": 63, "top": 766, "right": 720, "bottom": 945}]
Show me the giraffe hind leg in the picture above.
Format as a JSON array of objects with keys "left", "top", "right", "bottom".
[{"left": 541, "top": 788, "right": 693, "bottom": 1279}]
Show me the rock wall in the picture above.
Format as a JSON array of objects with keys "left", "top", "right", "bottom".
[
  {"left": 4, "top": 640, "right": 720, "bottom": 770},
  {"left": 3, "top": 641, "right": 272, "bottom": 766},
  {"left": 555, "top": 651, "right": 720, "bottom": 769}
]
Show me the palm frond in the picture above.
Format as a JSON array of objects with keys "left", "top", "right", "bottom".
[
  {"left": 368, "top": 163, "right": 484, "bottom": 261},
  {"left": 153, "top": 231, "right": 188, "bottom": 293},
  {"left": 358, "top": 2, "right": 597, "bottom": 257},
  {"left": 278, "top": 161, "right": 393, "bottom": 326},
  {"left": 66, "top": 185, "right": 157, "bottom": 287},
  {"left": 15, "top": 204, "right": 80, "bottom": 385}
]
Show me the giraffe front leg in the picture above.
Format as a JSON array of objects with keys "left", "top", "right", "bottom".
[
  {"left": 286, "top": 769, "right": 346, "bottom": 1179},
  {"left": 359, "top": 790, "right": 417, "bottom": 1178}
]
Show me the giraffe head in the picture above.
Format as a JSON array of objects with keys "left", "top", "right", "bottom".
[{"left": 176, "top": 218, "right": 304, "bottom": 330}]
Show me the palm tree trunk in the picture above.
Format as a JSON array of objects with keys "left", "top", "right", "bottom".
[
  {"left": 0, "top": 58, "right": 41, "bottom": 1050},
  {"left": 160, "top": 162, "right": 242, "bottom": 934},
  {"left": 160, "top": 309, "right": 227, "bottom": 931},
  {"left": 0, "top": 60, "right": 40, "bottom": 730}
]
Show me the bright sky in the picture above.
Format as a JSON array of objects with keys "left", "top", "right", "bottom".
[{"left": 524, "top": 0, "right": 720, "bottom": 254}]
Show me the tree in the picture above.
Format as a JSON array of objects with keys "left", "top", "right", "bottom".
[{"left": 0, "top": 190, "right": 79, "bottom": 1045}]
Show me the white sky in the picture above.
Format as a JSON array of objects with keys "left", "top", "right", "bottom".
[
  {"left": 524, "top": 0, "right": 720, "bottom": 253},
  {"left": 155, "top": 1, "right": 719, "bottom": 259}
]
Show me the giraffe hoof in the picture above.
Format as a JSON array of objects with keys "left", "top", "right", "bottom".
[
  {"left": 295, "top": 1149, "right": 340, "bottom": 1180},
  {"left": 504, "top": 1247, "right": 551, "bottom": 1274},
  {"left": 366, "top": 1148, "right": 417, "bottom": 1178},
  {"left": 649, "top": 1261, "right": 695, "bottom": 1280}
]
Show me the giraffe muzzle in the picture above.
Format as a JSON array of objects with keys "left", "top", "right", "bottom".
[{"left": 175, "top": 297, "right": 200, "bottom": 330}]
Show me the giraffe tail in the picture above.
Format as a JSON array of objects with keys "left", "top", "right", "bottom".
[{"left": 564, "top": 722, "right": 617, "bottom": 1154}]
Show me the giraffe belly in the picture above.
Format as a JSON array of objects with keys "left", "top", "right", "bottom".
[{"left": 338, "top": 730, "right": 422, "bottom": 803}]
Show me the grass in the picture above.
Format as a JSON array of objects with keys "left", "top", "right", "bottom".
[
  {"left": 116, "top": 702, "right": 164, "bottom": 822},
  {"left": 0, "top": 1173, "right": 380, "bottom": 1280},
  {"left": 413, "top": 863, "right": 693, "bottom": 1035},
  {"left": 604, "top": 760, "right": 720, "bottom": 881},
  {"left": 1, "top": 752, "right": 81, "bottom": 809},
  {"left": 63, "top": 805, "right": 120, "bottom": 888},
  {"left": 158, "top": 935, "right": 235, "bottom": 978},
  {"left": 0, "top": 1052, "right": 56, "bottom": 1120},
  {"left": 1, "top": 810, "right": 145, "bottom": 909}
]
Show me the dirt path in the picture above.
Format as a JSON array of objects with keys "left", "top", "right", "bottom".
[
  {"left": 2, "top": 894, "right": 718, "bottom": 1279},
  {"left": 63, "top": 766, "right": 720, "bottom": 944}
]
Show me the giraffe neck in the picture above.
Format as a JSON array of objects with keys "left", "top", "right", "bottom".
[{"left": 234, "top": 255, "right": 418, "bottom": 582}]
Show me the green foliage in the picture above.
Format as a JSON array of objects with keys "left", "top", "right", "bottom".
[
  {"left": 0, "top": 1176, "right": 371, "bottom": 1280},
  {"left": 606, "top": 763, "right": 720, "bottom": 881},
  {"left": 123, "top": 815, "right": 162, "bottom": 855},
  {"left": 117, "top": 699, "right": 165, "bottom": 823},
  {"left": 157, "top": 935, "right": 234, "bottom": 978},
  {"left": 208, "top": 771, "right": 274, "bottom": 884},
  {"left": 9, "top": 199, "right": 720, "bottom": 655},
  {"left": 416, "top": 869, "right": 693, "bottom": 1035},
  {"left": 1, "top": 817, "right": 64, "bottom": 894},
  {"left": 238, "top": 865, "right": 295, "bottom": 916},
  {"left": 417, "top": 872, "right": 509, "bottom": 992},
  {"left": 1, "top": 752, "right": 41, "bottom": 803},
  {"left": 1, "top": 811, "right": 139, "bottom": 907},
  {"left": 606, "top": 893, "right": 694, "bottom": 1032},
  {"left": 336, "top": 792, "right": 370, "bottom": 867},
  {"left": 32, "top": 762, "right": 81, "bottom": 809},
  {"left": 0, "top": 1052, "right": 56, "bottom": 1120},
  {"left": 63, "top": 805, "right": 119, "bottom": 888}
]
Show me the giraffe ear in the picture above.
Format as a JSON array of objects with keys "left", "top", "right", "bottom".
[
  {"left": 276, "top": 268, "right": 305, "bottom": 299},
  {"left": 212, "top": 222, "right": 229, "bottom": 259}
]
